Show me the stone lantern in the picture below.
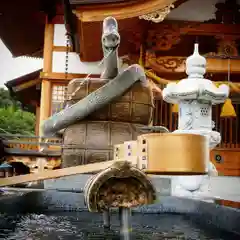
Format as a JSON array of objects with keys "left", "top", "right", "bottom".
[{"left": 162, "top": 44, "right": 229, "bottom": 198}]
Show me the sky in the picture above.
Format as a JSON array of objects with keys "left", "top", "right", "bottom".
[{"left": 0, "top": 39, "right": 43, "bottom": 88}]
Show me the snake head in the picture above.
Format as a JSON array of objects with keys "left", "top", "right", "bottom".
[{"left": 102, "top": 17, "right": 120, "bottom": 50}]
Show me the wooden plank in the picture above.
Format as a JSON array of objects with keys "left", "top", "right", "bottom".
[
  {"left": 40, "top": 72, "right": 100, "bottom": 80},
  {"left": 0, "top": 160, "right": 116, "bottom": 187}
]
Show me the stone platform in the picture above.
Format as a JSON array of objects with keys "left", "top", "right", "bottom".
[{"left": 44, "top": 174, "right": 240, "bottom": 202}]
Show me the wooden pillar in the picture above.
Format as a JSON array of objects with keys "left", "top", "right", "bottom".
[
  {"left": 39, "top": 23, "right": 54, "bottom": 135},
  {"left": 39, "top": 80, "right": 51, "bottom": 135},
  {"left": 35, "top": 106, "right": 40, "bottom": 136}
]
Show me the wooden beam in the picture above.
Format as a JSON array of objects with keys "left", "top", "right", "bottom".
[
  {"left": 150, "top": 21, "right": 240, "bottom": 37},
  {"left": 52, "top": 46, "right": 74, "bottom": 52},
  {"left": 181, "top": 23, "right": 240, "bottom": 36},
  {"left": 147, "top": 56, "right": 240, "bottom": 74},
  {"left": 12, "top": 79, "right": 41, "bottom": 92},
  {"left": 40, "top": 72, "right": 100, "bottom": 80},
  {"left": 74, "top": 0, "right": 177, "bottom": 22},
  {"left": 0, "top": 160, "right": 117, "bottom": 187}
]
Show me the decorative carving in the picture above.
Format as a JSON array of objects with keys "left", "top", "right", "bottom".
[
  {"left": 156, "top": 58, "right": 186, "bottom": 71},
  {"left": 145, "top": 53, "right": 240, "bottom": 74},
  {"left": 204, "top": 36, "right": 239, "bottom": 57},
  {"left": 209, "top": 131, "right": 221, "bottom": 149},
  {"left": 147, "top": 26, "right": 181, "bottom": 51},
  {"left": 180, "top": 100, "right": 194, "bottom": 130},
  {"left": 215, "top": 36, "right": 239, "bottom": 56},
  {"left": 145, "top": 52, "right": 186, "bottom": 72},
  {"left": 146, "top": 22, "right": 201, "bottom": 52},
  {"left": 145, "top": 51, "right": 157, "bottom": 68},
  {"left": 139, "top": 4, "right": 174, "bottom": 23}
]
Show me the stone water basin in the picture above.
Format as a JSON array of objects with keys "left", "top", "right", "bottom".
[
  {"left": 0, "top": 212, "right": 239, "bottom": 240},
  {"left": 0, "top": 192, "right": 239, "bottom": 240}
]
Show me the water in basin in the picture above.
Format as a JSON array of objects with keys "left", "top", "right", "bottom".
[{"left": 0, "top": 211, "right": 239, "bottom": 240}]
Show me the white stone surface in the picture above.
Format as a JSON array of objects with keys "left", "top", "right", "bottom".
[
  {"left": 44, "top": 174, "right": 240, "bottom": 202},
  {"left": 162, "top": 44, "right": 229, "bottom": 195}
]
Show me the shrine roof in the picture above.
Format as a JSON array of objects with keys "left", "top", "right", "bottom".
[
  {"left": 0, "top": 0, "right": 59, "bottom": 58},
  {"left": 69, "top": 0, "right": 130, "bottom": 4},
  {"left": 0, "top": 0, "right": 131, "bottom": 58},
  {"left": 5, "top": 69, "right": 42, "bottom": 109},
  {"left": 0, "top": 0, "right": 181, "bottom": 58},
  {"left": 1, "top": 0, "right": 240, "bottom": 61},
  {"left": 5, "top": 69, "right": 42, "bottom": 90}
]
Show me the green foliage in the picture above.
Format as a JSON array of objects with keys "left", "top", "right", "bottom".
[
  {"left": 0, "top": 88, "right": 35, "bottom": 135},
  {"left": 0, "top": 88, "right": 21, "bottom": 109}
]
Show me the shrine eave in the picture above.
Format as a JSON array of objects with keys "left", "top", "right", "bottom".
[
  {"left": 0, "top": 0, "right": 60, "bottom": 58},
  {"left": 0, "top": 0, "right": 184, "bottom": 58},
  {"left": 5, "top": 69, "right": 42, "bottom": 91},
  {"left": 5, "top": 69, "right": 42, "bottom": 110},
  {"left": 74, "top": 0, "right": 178, "bottom": 22},
  {"left": 70, "top": 0, "right": 131, "bottom": 4}
]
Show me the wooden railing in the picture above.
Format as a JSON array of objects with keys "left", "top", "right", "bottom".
[{"left": 0, "top": 134, "right": 62, "bottom": 156}]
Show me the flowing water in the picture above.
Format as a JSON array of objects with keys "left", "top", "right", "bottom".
[{"left": 0, "top": 211, "right": 239, "bottom": 240}]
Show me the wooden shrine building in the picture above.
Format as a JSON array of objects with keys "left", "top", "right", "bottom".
[{"left": 1, "top": 0, "right": 240, "bottom": 176}]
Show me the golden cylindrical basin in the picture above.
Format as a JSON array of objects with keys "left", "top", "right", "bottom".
[{"left": 137, "top": 133, "right": 208, "bottom": 175}]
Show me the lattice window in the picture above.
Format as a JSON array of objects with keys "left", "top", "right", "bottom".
[{"left": 51, "top": 84, "right": 67, "bottom": 115}]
